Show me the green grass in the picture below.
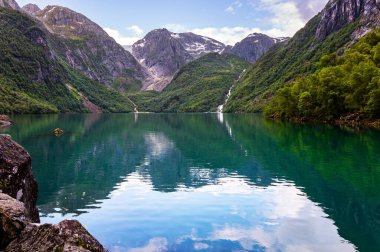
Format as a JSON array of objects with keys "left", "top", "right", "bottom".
[{"left": 129, "top": 53, "right": 249, "bottom": 112}]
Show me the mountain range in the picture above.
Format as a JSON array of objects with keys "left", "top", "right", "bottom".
[
  {"left": 0, "top": 0, "right": 379, "bottom": 120},
  {"left": 131, "top": 28, "right": 285, "bottom": 91}
]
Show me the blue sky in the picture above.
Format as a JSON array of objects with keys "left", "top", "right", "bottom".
[{"left": 17, "top": 0, "right": 329, "bottom": 45}]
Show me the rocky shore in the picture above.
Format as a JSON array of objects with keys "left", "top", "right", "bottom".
[
  {"left": 0, "top": 115, "right": 12, "bottom": 127},
  {"left": 0, "top": 134, "right": 106, "bottom": 252}
]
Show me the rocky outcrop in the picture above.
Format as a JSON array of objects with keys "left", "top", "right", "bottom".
[
  {"left": 226, "top": 33, "right": 288, "bottom": 63},
  {"left": 0, "top": 0, "right": 20, "bottom": 10},
  {"left": 5, "top": 220, "right": 105, "bottom": 252},
  {"left": 35, "top": 5, "right": 148, "bottom": 92},
  {"left": 0, "top": 115, "right": 12, "bottom": 127},
  {"left": 0, "top": 134, "right": 106, "bottom": 251},
  {"left": 0, "top": 193, "right": 27, "bottom": 249},
  {"left": 21, "top": 3, "right": 40, "bottom": 15},
  {"left": 0, "top": 134, "right": 39, "bottom": 222},
  {"left": 316, "top": 0, "right": 380, "bottom": 41}
]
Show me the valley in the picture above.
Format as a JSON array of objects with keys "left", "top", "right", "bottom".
[
  {"left": 1, "top": 0, "right": 380, "bottom": 251},
  {"left": 0, "top": 0, "right": 379, "bottom": 125}
]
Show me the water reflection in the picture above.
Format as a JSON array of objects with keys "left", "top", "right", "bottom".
[{"left": 3, "top": 113, "right": 380, "bottom": 251}]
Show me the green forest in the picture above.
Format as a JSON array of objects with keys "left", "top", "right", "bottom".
[{"left": 265, "top": 30, "right": 380, "bottom": 120}]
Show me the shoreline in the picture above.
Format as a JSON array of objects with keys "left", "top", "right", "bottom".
[{"left": 267, "top": 114, "right": 380, "bottom": 129}]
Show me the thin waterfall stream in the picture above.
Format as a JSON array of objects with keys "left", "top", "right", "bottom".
[{"left": 217, "top": 69, "right": 246, "bottom": 113}]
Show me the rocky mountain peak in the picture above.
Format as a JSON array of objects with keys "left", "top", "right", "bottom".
[
  {"left": 21, "top": 3, "right": 41, "bottom": 15},
  {"left": 36, "top": 5, "right": 108, "bottom": 38},
  {"left": 316, "top": 0, "right": 380, "bottom": 41},
  {"left": 226, "top": 33, "right": 288, "bottom": 63},
  {"left": 34, "top": 5, "right": 148, "bottom": 91},
  {"left": 174, "top": 32, "right": 226, "bottom": 58},
  {"left": 0, "top": 0, "right": 20, "bottom": 10},
  {"left": 132, "top": 28, "right": 194, "bottom": 91},
  {"left": 132, "top": 28, "right": 228, "bottom": 91}
]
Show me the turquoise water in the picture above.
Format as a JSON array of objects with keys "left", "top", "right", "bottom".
[{"left": 2, "top": 113, "right": 380, "bottom": 251}]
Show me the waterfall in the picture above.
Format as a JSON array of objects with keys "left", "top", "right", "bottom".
[{"left": 217, "top": 69, "right": 246, "bottom": 113}]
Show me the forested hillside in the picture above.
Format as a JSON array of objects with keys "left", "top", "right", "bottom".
[
  {"left": 129, "top": 54, "right": 248, "bottom": 112},
  {"left": 0, "top": 8, "right": 134, "bottom": 113},
  {"left": 264, "top": 30, "right": 380, "bottom": 120},
  {"left": 224, "top": 15, "right": 359, "bottom": 112}
]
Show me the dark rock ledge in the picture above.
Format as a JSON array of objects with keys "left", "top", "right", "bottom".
[{"left": 0, "top": 134, "right": 106, "bottom": 252}]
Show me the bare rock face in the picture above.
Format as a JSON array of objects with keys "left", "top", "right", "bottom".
[
  {"left": 0, "top": 0, "right": 20, "bottom": 10},
  {"left": 21, "top": 3, "right": 40, "bottom": 15},
  {"left": 133, "top": 28, "right": 194, "bottom": 91},
  {"left": 0, "top": 193, "right": 27, "bottom": 249},
  {"left": 227, "top": 33, "right": 288, "bottom": 64},
  {"left": 316, "top": 0, "right": 380, "bottom": 41},
  {"left": 35, "top": 5, "right": 148, "bottom": 92},
  {"left": 5, "top": 220, "right": 106, "bottom": 252},
  {"left": 0, "top": 134, "right": 39, "bottom": 222}
]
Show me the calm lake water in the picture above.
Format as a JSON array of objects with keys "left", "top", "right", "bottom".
[{"left": 1, "top": 113, "right": 380, "bottom": 252}]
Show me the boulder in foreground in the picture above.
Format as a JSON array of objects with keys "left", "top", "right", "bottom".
[
  {"left": 0, "top": 134, "right": 39, "bottom": 222},
  {"left": 5, "top": 220, "right": 106, "bottom": 252}
]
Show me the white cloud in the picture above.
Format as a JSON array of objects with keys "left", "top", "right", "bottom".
[
  {"left": 103, "top": 27, "right": 141, "bottom": 45},
  {"left": 127, "top": 237, "right": 168, "bottom": 252},
  {"left": 127, "top": 25, "right": 144, "bottom": 35},
  {"left": 294, "top": 0, "right": 329, "bottom": 21},
  {"left": 225, "top": 0, "right": 243, "bottom": 14},
  {"left": 105, "top": 0, "right": 329, "bottom": 47},
  {"left": 163, "top": 23, "right": 187, "bottom": 33},
  {"left": 190, "top": 27, "right": 261, "bottom": 45},
  {"left": 161, "top": 0, "right": 328, "bottom": 45}
]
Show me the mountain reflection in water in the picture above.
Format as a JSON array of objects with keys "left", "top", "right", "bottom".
[{"left": 3, "top": 113, "right": 380, "bottom": 252}]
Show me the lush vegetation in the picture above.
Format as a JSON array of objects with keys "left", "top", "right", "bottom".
[
  {"left": 0, "top": 8, "right": 133, "bottom": 114},
  {"left": 224, "top": 14, "right": 359, "bottom": 112},
  {"left": 61, "top": 60, "right": 134, "bottom": 113},
  {"left": 129, "top": 53, "right": 249, "bottom": 112},
  {"left": 265, "top": 30, "right": 380, "bottom": 120}
]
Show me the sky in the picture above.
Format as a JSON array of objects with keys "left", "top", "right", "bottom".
[{"left": 17, "top": 0, "right": 329, "bottom": 45}]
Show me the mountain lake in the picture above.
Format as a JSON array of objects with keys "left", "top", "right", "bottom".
[{"left": 1, "top": 113, "right": 379, "bottom": 252}]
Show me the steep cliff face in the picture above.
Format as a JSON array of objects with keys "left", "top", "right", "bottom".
[
  {"left": 36, "top": 5, "right": 147, "bottom": 92},
  {"left": 316, "top": 0, "right": 380, "bottom": 40},
  {"left": 0, "top": 0, "right": 20, "bottom": 10},
  {"left": 132, "top": 28, "right": 194, "bottom": 91},
  {"left": 227, "top": 33, "right": 288, "bottom": 63},
  {"left": 0, "top": 135, "right": 39, "bottom": 223}
]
